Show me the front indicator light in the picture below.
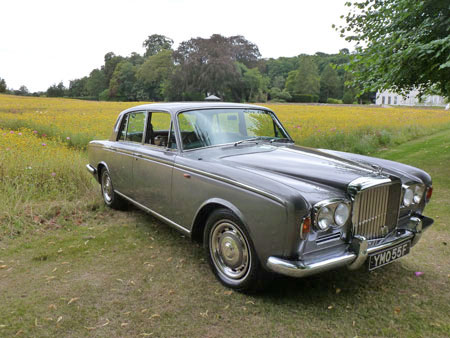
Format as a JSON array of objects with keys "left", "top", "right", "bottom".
[
  {"left": 426, "top": 186, "right": 433, "bottom": 202},
  {"left": 300, "top": 217, "right": 311, "bottom": 239}
]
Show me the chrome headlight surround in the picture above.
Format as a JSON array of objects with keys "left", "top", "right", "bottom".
[
  {"left": 313, "top": 199, "right": 352, "bottom": 232},
  {"left": 402, "top": 183, "right": 426, "bottom": 207}
]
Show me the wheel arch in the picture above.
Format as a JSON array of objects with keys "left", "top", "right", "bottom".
[
  {"left": 191, "top": 198, "right": 247, "bottom": 244},
  {"left": 96, "top": 161, "right": 110, "bottom": 183}
]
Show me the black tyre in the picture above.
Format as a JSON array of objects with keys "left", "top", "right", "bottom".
[
  {"left": 204, "top": 208, "right": 270, "bottom": 292},
  {"left": 100, "top": 168, "right": 127, "bottom": 210}
]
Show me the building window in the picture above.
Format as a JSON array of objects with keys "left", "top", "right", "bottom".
[
  {"left": 388, "top": 96, "right": 391, "bottom": 105},
  {"left": 382, "top": 96, "right": 385, "bottom": 104},
  {"left": 394, "top": 96, "right": 398, "bottom": 105}
]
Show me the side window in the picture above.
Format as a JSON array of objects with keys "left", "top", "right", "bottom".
[
  {"left": 146, "top": 112, "right": 172, "bottom": 147},
  {"left": 125, "top": 112, "right": 146, "bottom": 142},
  {"left": 118, "top": 114, "right": 129, "bottom": 141}
]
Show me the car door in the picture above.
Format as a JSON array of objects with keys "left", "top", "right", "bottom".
[
  {"left": 132, "top": 111, "right": 177, "bottom": 218},
  {"left": 108, "top": 110, "right": 146, "bottom": 197}
]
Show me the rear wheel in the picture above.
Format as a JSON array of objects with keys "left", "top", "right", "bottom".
[
  {"left": 100, "top": 168, "right": 126, "bottom": 210},
  {"left": 204, "top": 208, "right": 270, "bottom": 292}
]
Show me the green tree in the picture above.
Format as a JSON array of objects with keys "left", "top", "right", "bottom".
[
  {"left": 0, "top": 77, "right": 6, "bottom": 93},
  {"left": 143, "top": 34, "right": 173, "bottom": 57},
  {"left": 103, "top": 52, "right": 124, "bottom": 86},
  {"left": 108, "top": 61, "right": 136, "bottom": 101},
  {"left": 320, "top": 64, "right": 341, "bottom": 102},
  {"left": 242, "top": 67, "right": 269, "bottom": 102},
  {"left": 136, "top": 50, "right": 174, "bottom": 100},
  {"left": 285, "top": 56, "right": 320, "bottom": 97},
  {"left": 46, "top": 82, "right": 66, "bottom": 97},
  {"left": 68, "top": 77, "right": 88, "bottom": 97},
  {"left": 337, "top": 0, "right": 450, "bottom": 98},
  {"left": 86, "top": 69, "right": 107, "bottom": 99},
  {"left": 172, "top": 34, "right": 261, "bottom": 100}
]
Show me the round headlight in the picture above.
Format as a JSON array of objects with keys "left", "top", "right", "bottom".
[
  {"left": 403, "top": 187, "right": 414, "bottom": 207},
  {"left": 413, "top": 185, "right": 425, "bottom": 204},
  {"left": 334, "top": 203, "right": 350, "bottom": 227},
  {"left": 317, "top": 206, "right": 333, "bottom": 230}
]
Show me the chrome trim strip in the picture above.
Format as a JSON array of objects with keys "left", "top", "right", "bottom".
[
  {"left": 173, "top": 163, "right": 285, "bottom": 205},
  {"left": 366, "top": 231, "right": 414, "bottom": 254},
  {"left": 347, "top": 176, "right": 392, "bottom": 195},
  {"left": 114, "top": 190, "right": 191, "bottom": 236},
  {"left": 103, "top": 145, "right": 284, "bottom": 205}
]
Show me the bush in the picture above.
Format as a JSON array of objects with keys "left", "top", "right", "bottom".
[
  {"left": 99, "top": 89, "right": 110, "bottom": 101},
  {"left": 326, "top": 98, "right": 343, "bottom": 104},
  {"left": 291, "top": 94, "right": 319, "bottom": 103},
  {"left": 342, "top": 91, "right": 354, "bottom": 104},
  {"left": 269, "top": 88, "right": 291, "bottom": 102}
]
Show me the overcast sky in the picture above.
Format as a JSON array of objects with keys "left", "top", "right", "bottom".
[{"left": 0, "top": 0, "right": 353, "bottom": 92}]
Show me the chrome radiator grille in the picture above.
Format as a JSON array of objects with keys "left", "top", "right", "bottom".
[{"left": 351, "top": 182, "right": 401, "bottom": 239}]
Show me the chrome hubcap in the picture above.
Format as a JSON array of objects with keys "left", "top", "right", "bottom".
[
  {"left": 210, "top": 221, "right": 250, "bottom": 280},
  {"left": 102, "top": 173, "right": 113, "bottom": 203}
]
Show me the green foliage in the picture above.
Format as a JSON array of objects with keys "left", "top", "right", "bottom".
[
  {"left": 142, "top": 34, "right": 173, "bottom": 57},
  {"left": 46, "top": 82, "right": 66, "bottom": 97},
  {"left": 0, "top": 77, "right": 6, "bottom": 93},
  {"left": 86, "top": 69, "right": 107, "bottom": 99},
  {"left": 68, "top": 77, "right": 88, "bottom": 98},
  {"left": 108, "top": 61, "right": 137, "bottom": 101},
  {"left": 98, "top": 89, "right": 110, "bottom": 101},
  {"left": 285, "top": 56, "right": 320, "bottom": 97},
  {"left": 320, "top": 64, "right": 341, "bottom": 102},
  {"left": 342, "top": 90, "right": 355, "bottom": 104},
  {"left": 269, "top": 87, "right": 292, "bottom": 102},
  {"left": 136, "top": 50, "right": 174, "bottom": 101},
  {"left": 291, "top": 94, "right": 319, "bottom": 103},
  {"left": 337, "top": 0, "right": 450, "bottom": 99},
  {"left": 326, "top": 98, "right": 343, "bottom": 104}
]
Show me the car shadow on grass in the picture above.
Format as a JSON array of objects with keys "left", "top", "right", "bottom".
[{"left": 127, "top": 204, "right": 417, "bottom": 307}]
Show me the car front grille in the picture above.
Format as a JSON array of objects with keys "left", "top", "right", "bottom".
[{"left": 351, "top": 181, "right": 401, "bottom": 240}]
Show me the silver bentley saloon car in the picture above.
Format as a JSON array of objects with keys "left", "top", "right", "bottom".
[{"left": 87, "top": 102, "right": 434, "bottom": 291}]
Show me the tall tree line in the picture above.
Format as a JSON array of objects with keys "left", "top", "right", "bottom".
[{"left": 56, "top": 34, "right": 363, "bottom": 103}]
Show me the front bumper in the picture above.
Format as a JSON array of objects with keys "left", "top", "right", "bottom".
[{"left": 266, "top": 215, "right": 433, "bottom": 278}]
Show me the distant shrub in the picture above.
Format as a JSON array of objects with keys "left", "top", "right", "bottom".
[
  {"left": 342, "top": 91, "right": 354, "bottom": 104},
  {"left": 291, "top": 94, "right": 319, "bottom": 103},
  {"left": 269, "top": 88, "right": 291, "bottom": 102},
  {"left": 99, "top": 89, "right": 110, "bottom": 101},
  {"left": 326, "top": 98, "right": 343, "bottom": 104}
]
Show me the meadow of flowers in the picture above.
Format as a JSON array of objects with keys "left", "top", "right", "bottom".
[
  {"left": 1, "top": 93, "right": 450, "bottom": 238},
  {"left": 1, "top": 94, "right": 449, "bottom": 152},
  {"left": 0, "top": 126, "right": 94, "bottom": 238}
]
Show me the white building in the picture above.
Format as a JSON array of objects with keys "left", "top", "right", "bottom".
[{"left": 375, "top": 89, "right": 446, "bottom": 106}]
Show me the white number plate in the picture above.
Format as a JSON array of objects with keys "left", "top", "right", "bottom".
[{"left": 368, "top": 241, "right": 411, "bottom": 271}]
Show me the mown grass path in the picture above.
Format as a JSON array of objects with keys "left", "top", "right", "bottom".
[{"left": 1, "top": 129, "right": 449, "bottom": 337}]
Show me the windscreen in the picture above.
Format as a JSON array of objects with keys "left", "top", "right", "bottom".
[{"left": 178, "top": 109, "right": 289, "bottom": 150}]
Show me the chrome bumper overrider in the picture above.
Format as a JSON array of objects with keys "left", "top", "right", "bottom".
[
  {"left": 86, "top": 164, "right": 97, "bottom": 176},
  {"left": 266, "top": 215, "right": 433, "bottom": 278}
]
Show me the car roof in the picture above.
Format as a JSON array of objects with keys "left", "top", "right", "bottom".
[{"left": 118, "top": 102, "right": 272, "bottom": 117}]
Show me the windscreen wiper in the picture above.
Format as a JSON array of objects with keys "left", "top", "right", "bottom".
[
  {"left": 269, "top": 138, "right": 294, "bottom": 143},
  {"left": 234, "top": 137, "right": 264, "bottom": 146}
]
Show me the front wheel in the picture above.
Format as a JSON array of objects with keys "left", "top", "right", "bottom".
[
  {"left": 100, "top": 168, "right": 126, "bottom": 210},
  {"left": 204, "top": 209, "right": 270, "bottom": 292}
]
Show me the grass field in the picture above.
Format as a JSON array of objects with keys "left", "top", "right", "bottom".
[{"left": 1, "top": 95, "right": 449, "bottom": 337}]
